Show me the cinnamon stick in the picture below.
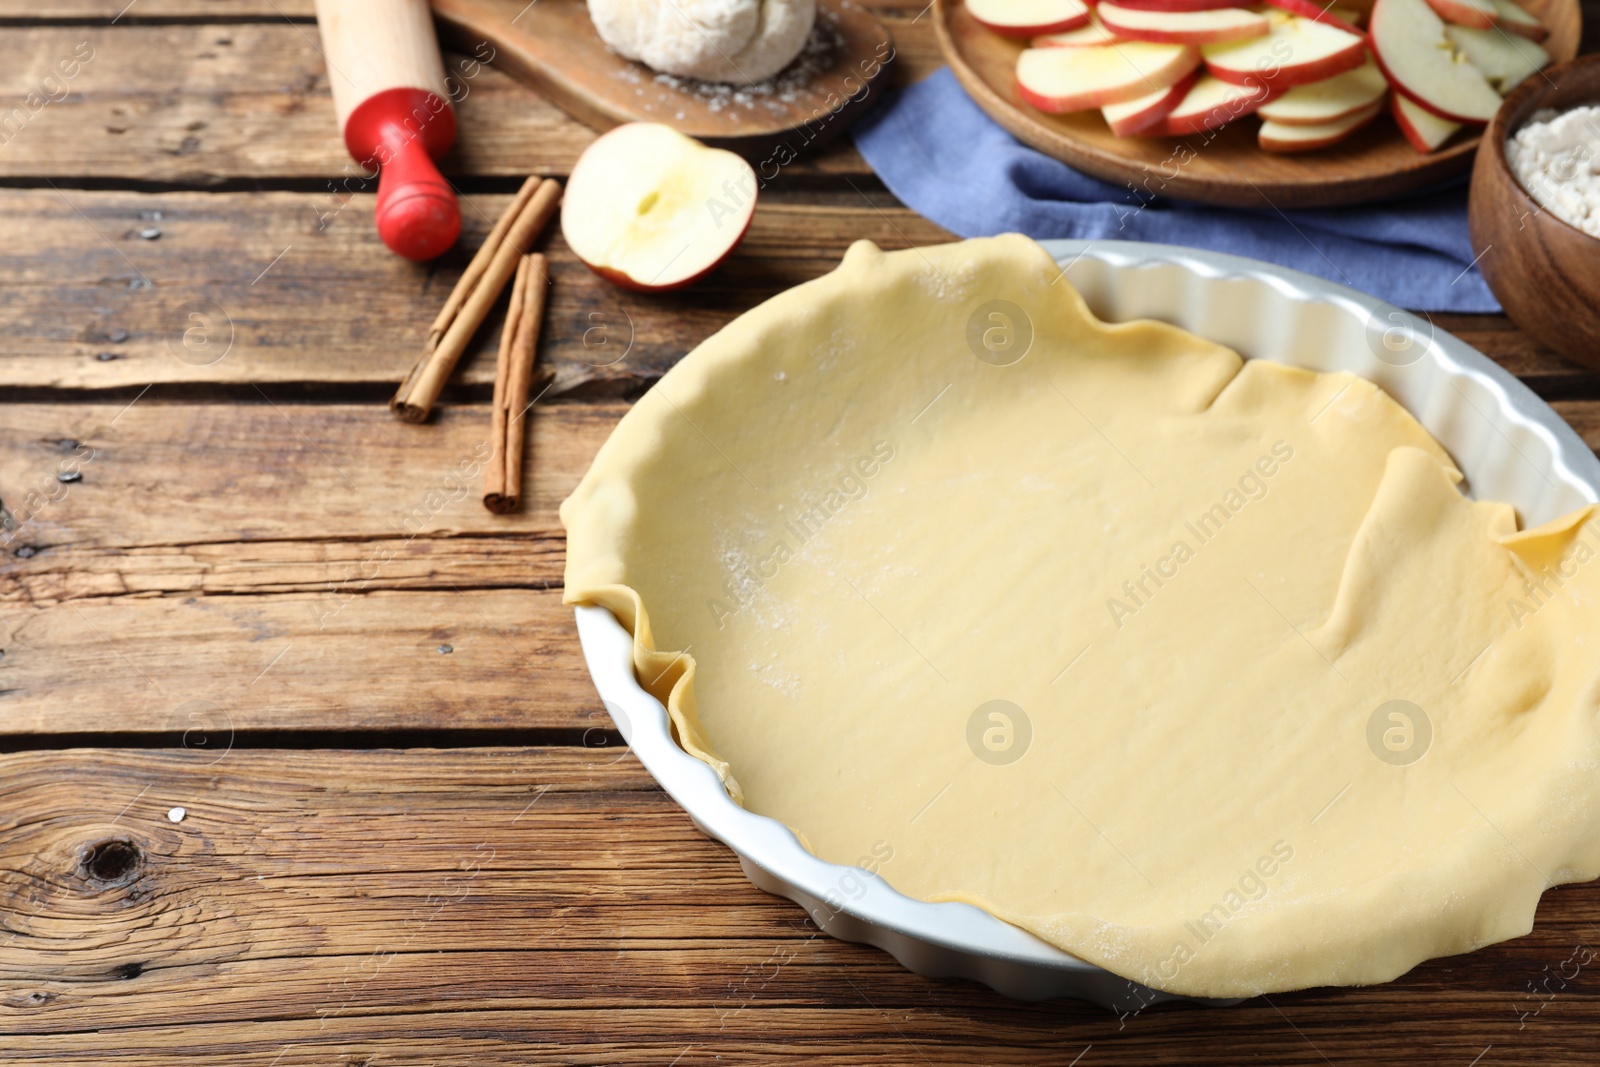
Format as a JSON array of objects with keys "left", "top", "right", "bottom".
[
  {"left": 483, "top": 253, "right": 548, "bottom": 514},
  {"left": 392, "top": 177, "right": 561, "bottom": 423}
]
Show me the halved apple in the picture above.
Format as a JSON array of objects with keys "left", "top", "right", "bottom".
[
  {"left": 1257, "top": 57, "right": 1387, "bottom": 125},
  {"left": 1423, "top": 0, "right": 1496, "bottom": 27},
  {"left": 1391, "top": 91, "right": 1463, "bottom": 151},
  {"left": 1202, "top": 11, "right": 1366, "bottom": 87},
  {"left": 1492, "top": 0, "right": 1547, "bottom": 40},
  {"left": 1016, "top": 42, "right": 1202, "bottom": 111},
  {"left": 1034, "top": 12, "right": 1123, "bottom": 45},
  {"left": 1259, "top": 98, "right": 1382, "bottom": 149},
  {"left": 1102, "top": 70, "right": 1201, "bottom": 133},
  {"left": 1261, "top": 0, "right": 1365, "bottom": 32},
  {"left": 1370, "top": 0, "right": 1502, "bottom": 123},
  {"left": 1097, "top": 2, "right": 1270, "bottom": 42},
  {"left": 1159, "top": 72, "right": 1281, "bottom": 132},
  {"left": 561, "top": 123, "right": 756, "bottom": 292},
  {"left": 970, "top": 0, "right": 1092, "bottom": 36},
  {"left": 1444, "top": 23, "right": 1550, "bottom": 91}
]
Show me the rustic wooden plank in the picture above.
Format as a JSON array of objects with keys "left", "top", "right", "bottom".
[
  {"left": 0, "top": 19, "right": 942, "bottom": 182},
  {"left": 1, "top": 747, "right": 1598, "bottom": 1062},
  {"left": 0, "top": 189, "right": 954, "bottom": 395},
  {"left": 3, "top": 188, "right": 1597, "bottom": 399}
]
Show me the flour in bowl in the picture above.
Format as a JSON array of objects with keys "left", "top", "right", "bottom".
[{"left": 1507, "top": 105, "right": 1600, "bottom": 238}]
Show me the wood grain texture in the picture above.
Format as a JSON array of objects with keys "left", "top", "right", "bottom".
[
  {"left": 936, "top": 0, "right": 1583, "bottom": 208},
  {"left": 1, "top": 746, "right": 1600, "bottom": 1063},
  {"left": 0, "top": 189, "right": 954, "bottom": 394},
  {"left": 0, "top": 20, "right": 942, "bottom": 182},
  {"left": 5, "top": 188, "right": 1600, "bottom": 400}
]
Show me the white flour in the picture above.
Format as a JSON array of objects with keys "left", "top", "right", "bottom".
[{"left": 1507, "top": 105, "right": 1600, "bottom": 238}]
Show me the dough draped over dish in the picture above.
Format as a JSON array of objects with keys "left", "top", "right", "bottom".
[{"left": 561, "top": 234, "right": 1600, "bottom": 997}]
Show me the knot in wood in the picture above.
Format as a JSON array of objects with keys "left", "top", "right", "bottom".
[{"left": 78, "top": 838, "right": 143, "bottom": 888}]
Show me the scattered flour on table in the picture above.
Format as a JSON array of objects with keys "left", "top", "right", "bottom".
[{"left": 1507, "top": 106, "right": 1600, "bottom": 238}]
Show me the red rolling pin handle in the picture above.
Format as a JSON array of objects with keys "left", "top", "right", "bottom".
[{"left": 345, "top": 87, "right": 461, "bottom": 262}]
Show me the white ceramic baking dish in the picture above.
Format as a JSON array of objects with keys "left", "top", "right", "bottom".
[{"left": 572, "top": 239, "right": 1600, "bottom": 1010}]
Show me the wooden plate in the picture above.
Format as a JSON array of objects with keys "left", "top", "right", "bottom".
[
  {"left": 432, "top": 0, "right": 895, "bottom": 160},
  {"left": 933, "top": 0, "right": 1581, "bottom": 207}
]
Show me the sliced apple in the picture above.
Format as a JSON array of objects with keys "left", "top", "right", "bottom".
[
  {"left": 1369, "top": 0, "right": 1502, "bottom": 124},
  {"left": 1159, "top": 72, "right": 1281, "bottom": 132},
  {"left": 1391, "top": 91, "right": 1463, "bottom": 151},
  {"left": 1261, "top": 0, "right": 1365, "bottom": 32},
  {"left": 1257, "top": 57, "right": 1387, "bottom": 125},
  {"left": 1444, "top": 23, "right": 1550, "bottom": 91},
  {"left": 1097, "top": 2, "right": 1270, "bottom": 42},
  {"left": 1202, "top": 11, "right": 1366, "bottom": 87},
  {"left": 1105, "top": 0, "right": 1252, "bottom": 12},
  {"left": 1102, "top": 70, "right": 1201, "bottom": 133},
  {"left": 1016, "top": 42, "right": 1202, "bottom": 112},
  {"left": 1491, "top": 0, "right": 1547, "bottom": 40},
  {"left": 1033, "top": 13, "right": 1122, "bottom": 45},
  {"left": 1259, "top": 98, "right": 1382, "bottom": 149},
  {"left": 1423, "top": 0, "right": 1496, "bottom": 27},
  {"left": 970, "top": 0, "right": 1092, "bottom": 35},
  {"left": 561, "top": 123, "right": 755, "bottom": 292}
]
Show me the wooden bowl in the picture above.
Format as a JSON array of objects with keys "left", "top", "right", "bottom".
[
  {"left": 935, "top": 0, "right": 1582, "bottom": 208},
  {"left": 1469, "top": 55, "right": 1600, "bottom": 371}
]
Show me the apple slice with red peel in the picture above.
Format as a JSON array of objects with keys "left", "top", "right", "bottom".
[
  {"left": 1491, "top": 0, "right": 1547, "bottom": 40},
  {"left": 1259, "top": 98, "right": 1382, "bottom": 149},
  {"left": 970, "top": 0, "right": 1092, "bottom": 36},
  {"left": 1370, "top": 0, "right": 1502, "bottom": 124},
  {"left": 562, "top": 123, "right": 756, "bottom": 292},
  {"left": 1422, "top": 0, "right": 1496, "bottom": 27},
  {"left": 1034, "top": 12, "right": 1122, "bottom": 46},
  {"left": 1257, "top": 57, "right": 1387, "bottom": 125},
  {"left": 1105, "top": 0, "right": 1253, "bottom": 12},
  {"left": 1159, "top": 72, "right": 1281, "bottom": 132},
  {"left": 1391, "top": 91, "right": 1462, "bottom": 151},
  {"left": 1202, "top": 11, "right": 1366, "bottom": 87},
  {"left": 1102, "top": 70, "right": 1201, "bottom": 133},
  {"left": 1016, "top": 42, "right": 1202, "bottom": 112},
  {"left": 1097, "top": 2, "right": 1270, "bottom": 43},
  {"left": 1260, "top": 0, "right": 1365, "bottom": 32},
  {"left": 1444, "top": 23, "right": 1549, "bottom": 91}
]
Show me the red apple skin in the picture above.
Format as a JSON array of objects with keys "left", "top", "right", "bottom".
[
  {"left": 1261, "top": 0, "right": 1365, "bottom": 33},
  {"left": 973, "top": 9, "right": 1093, "bottom": 35},
  {"left": 1207, "top": 37, "right": 1366, "bottom": 87},
  {"left": 1099, "top": 9, "right": 1270, "bottom": 44},
  {"left": 1259, "top": 102, "right": 1380, "bottom": 150},
  {"left": 1105, "top": 0, "right": 1250, "bottom": 11},
  {"left": 1017, "top": 59, "right": 1198, "bottom": 112},
  {"left": 1367, "top": 36, "right": 1491, "bottom": 126},
  {"left": 578, "top": 213, "right": 754, "bottom": 293},
  {"left": 1421, "top": 0, "right": 1495, "bottom": 26},
  {"left": 1388, "top": 87, "right": 1461, "bottom": 150},
  {"left": 1160, "top": 79, "right": 1282, "bottom": 133},
  {"left": 1106, "top": 69, "right": 1200, "bottom": 134},
  {"left": 1495, "top": 4, "right": 1547, "bottom": 38}
]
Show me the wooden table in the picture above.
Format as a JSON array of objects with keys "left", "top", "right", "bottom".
[{"left": 3, "top": 2, "right": 1600, "bottom": 1063}]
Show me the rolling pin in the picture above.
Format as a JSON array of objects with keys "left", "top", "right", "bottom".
[{"left": 313, "top": 0, "right": 461, "bottom": 260}]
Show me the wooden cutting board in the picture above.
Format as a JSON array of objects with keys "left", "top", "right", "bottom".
[
  {"left": 934, "top": 0, "right": 1581, "bottom": 208},
  {"left": 431, "top": 0, "right": 895, "bottom": 160}
]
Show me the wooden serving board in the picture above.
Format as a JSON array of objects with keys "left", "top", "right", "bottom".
[
  {"left": 934, "top": 0, "right": 1582, "bottom": 208},
  {"left": 431, "top": 0, "right": 895, "bottom": 160}
]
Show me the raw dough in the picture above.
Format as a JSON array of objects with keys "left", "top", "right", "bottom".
[
  {"left": 587, "top": 0, "right": 816, "bottom": 85},
  {"left": 561, "top": 235, "right": 1600, "bottom": 997}
]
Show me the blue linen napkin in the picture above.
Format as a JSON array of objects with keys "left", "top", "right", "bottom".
[{"left": 851, "top": 67, "right": 1499, "bottom": 312}]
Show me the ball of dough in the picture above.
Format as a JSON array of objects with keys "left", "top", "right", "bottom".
[{"left": 588, "top": 0, "right": 816, "bottom": 85}]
